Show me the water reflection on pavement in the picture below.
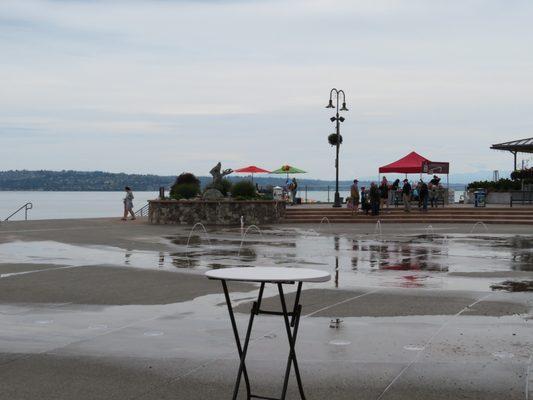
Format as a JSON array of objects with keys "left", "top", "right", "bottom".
[{"left": 0, "top": 227, "right": 532, "bottom": 291}]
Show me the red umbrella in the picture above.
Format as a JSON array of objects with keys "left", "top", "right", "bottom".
[{"left": 234, "top": 165, "right": 270, "bottom": 183}]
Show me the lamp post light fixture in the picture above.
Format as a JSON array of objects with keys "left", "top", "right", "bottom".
[{"left": 326, "top": 88, "right": 348, "bottom": 208}]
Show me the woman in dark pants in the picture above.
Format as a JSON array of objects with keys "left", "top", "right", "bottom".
[
  {"left": 369, "top": 182, "right": 381, "bottom": 216},
  {"left": 419, "top": 181, "right": 429, "bottom": 212}
]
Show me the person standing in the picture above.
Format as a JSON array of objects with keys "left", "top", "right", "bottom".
[
  {"left": 360, "top": 187, "right": 370, "bottom": 214},
  {"left": 429, "top": 183, "right": 437, "bottom": 208},
  {"left": 390, "top": 178, "right": 400, "bottom": 206},
  {"left": 350, "top": 179, "right": 360, "bottom": 214},
  {"left": 122, "top": 186, "right": 136, "bottom": 221},
  {"left": 284, "top": 178, "right": 291, "bottom": 202},
  {"left": 291, "top": 177, "right": 298, "bottom": 205},
  {"left": 369, "top": 182, "right": 380, "bottom": 216},
  {"left": 419, "top": 180, "right": 429, "bottom": 212},
  {"left": 379, "top": 177, "right": 389, "bottom": 210},
  {"left": 430, "top": 175, "right": 441, "bottom": 186},
  {"left": 402, "top": 179, "right": 412, "bottom": 213}
]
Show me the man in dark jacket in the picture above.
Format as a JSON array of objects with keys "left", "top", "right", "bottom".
[
  {"left": 369, "top": 182, "right": 381, "bottom": 216},
  {"left": 402, "top": 179, "right": 412, "bottom": 212},
  {"left": 419, "top": 180, "right": 429, "bottom": 211}
]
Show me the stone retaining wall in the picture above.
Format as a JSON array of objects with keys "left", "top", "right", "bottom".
[{"left": 148, "top": 199, "right": 286, "bottom": 225}]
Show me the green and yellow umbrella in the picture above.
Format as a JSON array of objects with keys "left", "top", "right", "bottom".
[{"left": 271, "top": 165, "right": 307, "bottom": 179}]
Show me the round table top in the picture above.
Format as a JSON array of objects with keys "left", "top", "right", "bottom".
[{"left": 205, "top": 267, "right": 331, "bottom": 283}]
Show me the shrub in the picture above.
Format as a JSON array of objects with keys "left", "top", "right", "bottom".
[
  {"left": 467, "top": 179, "right": 521, "bottom": 192},
  {"left": 328, "top": 133, "right": 343, "bottom": 146},
  {"left": 231, "top": 180, "right": 257, "bottom": 199},
  {"left": 170, "top": 183, "right": 200, "bottom": 199},
  {"left": 175, "top": 172, "right": 200, "bottom": 186},
  {"left": 511, "top": 168, "right": 533, "bottom": 182},
  {"left": 204, "top": 178, "right": 232, "bottom": 197},
  {"left": 170, "top": 172, "right": 201, "bottom": 199}
]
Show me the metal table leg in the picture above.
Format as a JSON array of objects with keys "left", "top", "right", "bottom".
[
  {"left": 278, "top": 282, "right": 306, "bottom": 400},
  {"left": 222, "top": 280, "right": 254, "bottom": 399},
  {"left": 221, "top": 280, "right": 305, "bottom": 400}
]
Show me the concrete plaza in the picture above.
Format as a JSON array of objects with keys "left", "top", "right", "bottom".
[{"left": 0, "top": 218, "right": 531, "bottom": 399}]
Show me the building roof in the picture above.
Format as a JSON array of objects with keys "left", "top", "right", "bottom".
[{"left": 491, "top": 137, "right": 533, "bottom": 153}]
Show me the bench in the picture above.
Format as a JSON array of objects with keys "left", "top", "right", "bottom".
[{"left": 510, "top": 191, "right": 533, "bottom": 207}]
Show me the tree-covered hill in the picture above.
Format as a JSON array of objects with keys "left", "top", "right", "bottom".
[
  {"left": 0, "top": 170, "right": 355, "bottom": 191},
  {"left": 0, "top": 170, "right": 176, "bottom": 191}
]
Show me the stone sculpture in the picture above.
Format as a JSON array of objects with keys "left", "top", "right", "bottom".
[{"left": 210, "top": 162, "right": 233, "bottom": 186}]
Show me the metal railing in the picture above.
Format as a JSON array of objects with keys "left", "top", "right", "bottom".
[
  {"left": 134, "top": 203, "right": 149, "bottom": 217},
  {"left": 510, "top": 190, "right": 533, "bottom": 207},
  {"left": 4, "top": 202, "right": 33, "bottom": 221},
  {"left": 302, "top": 185, "right": 352, "bottom": 203}
]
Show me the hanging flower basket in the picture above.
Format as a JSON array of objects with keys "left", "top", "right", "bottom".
[{"left": 328, "top": 133, "right": 343, "bottom": 146}]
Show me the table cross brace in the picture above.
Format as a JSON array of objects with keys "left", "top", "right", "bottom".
[{"left": 221, "top": 280, "right": 306, "bottom": 400}]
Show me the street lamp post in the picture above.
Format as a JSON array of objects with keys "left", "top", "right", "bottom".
[{"left": 326, "top": 88, "right": 348, "bottom": 208}]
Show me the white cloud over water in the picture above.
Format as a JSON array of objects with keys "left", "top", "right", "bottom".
[{"left": 1, "top": 0, "right": 533, "bottom": 179}]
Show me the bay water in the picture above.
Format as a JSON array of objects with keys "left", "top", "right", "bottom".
[{"left": 0, "top": 190, "right": 465, "bottom": 221}]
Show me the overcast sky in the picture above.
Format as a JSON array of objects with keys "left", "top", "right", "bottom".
[{"left": 1, "top": 0, "right": 532, "bottom": 180}]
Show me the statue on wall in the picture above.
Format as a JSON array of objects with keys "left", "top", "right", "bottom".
[{"left": 210, "top": 162, "right": 233, "bottom": 186}]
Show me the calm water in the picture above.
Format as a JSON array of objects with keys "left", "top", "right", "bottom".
[
  {"left": 0, "top": 190, "right": 465, "bottom": 220},
  {"left": 0, "top": 191, "right": 158, "bottom": 220}
]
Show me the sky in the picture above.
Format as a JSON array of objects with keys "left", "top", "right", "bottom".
[{"left": 1, "top": 0, "right": 533, "bottom": 181}]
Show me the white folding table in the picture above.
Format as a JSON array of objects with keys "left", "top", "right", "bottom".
[{"left": 206, "top": 267, "right": 331, "bottom": 400}]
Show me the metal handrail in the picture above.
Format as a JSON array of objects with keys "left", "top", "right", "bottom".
[
  {"left": 4, "top": 202, "right": 33, "bottom": 221},
  {"left": 134, "top": 203, "right": 149, "bottom": 217}
]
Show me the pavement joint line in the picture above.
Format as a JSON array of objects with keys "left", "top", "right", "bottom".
[
  {"left": 0, "top": 227, "right": 100, "bottom": 234},
  {"left": 302, "top": 288, "right": 382, "bottom": 319},
  {"left": 375, "top": 292, "right": 494, "bottom": 400},
  {"left": 128, "top": 287, "right": 382, "bottom": 400},
  {"left": 0, "top": 265, "right": 80, "bottom": 279}
]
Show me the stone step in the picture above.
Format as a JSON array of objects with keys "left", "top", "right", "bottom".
[
  {"left": 285, "top": 210, "right": 533, "bottom": 219},
  {"left": 285, "top": 208, "right": 533, "bottom": 214},
  {"left": 283, "top": 218, "right": 533, "bottom": 224},
  {"left": 285, "top": 211, "right": 533, "bottom": 219}
]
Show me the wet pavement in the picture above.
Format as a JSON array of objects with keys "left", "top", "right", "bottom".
[{"left": 0, "top": 218, "right": 531, "bottom": 399}]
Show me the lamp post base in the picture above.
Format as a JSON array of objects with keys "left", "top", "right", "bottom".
[{"left": 333, "top": 192, "right": 342, "bottom": 208}]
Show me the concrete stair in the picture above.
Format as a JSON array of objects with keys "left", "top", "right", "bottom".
[{"left": 283, "top": 207, "right": 533, "bottom": 224}]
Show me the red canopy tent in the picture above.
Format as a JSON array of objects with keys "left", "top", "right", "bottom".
[
  {"left": 378, "top": 151, "right": 449, "bottom": 188},
  {"left": 379, "top": 151, "right": 429, "bottom": 174}
]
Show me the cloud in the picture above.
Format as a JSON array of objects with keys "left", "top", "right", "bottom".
[{"left": 0, "top": 0, "right": 532, "bottom": 178}]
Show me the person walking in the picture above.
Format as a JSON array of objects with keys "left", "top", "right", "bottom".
[
  {"left": 350, "top": 179, "right": 360, "bottom": 214},
  {"left": 402, "top": 179, "right": 412, "bottom": 213},
  {"left": 419, "top": 180, "right": 429, "bottom": 212},
  {"left": 369, "top": 182, "right": 380, "bottom": 216},
  {"left": 122, "top": 186, "right": 136, "bottom": 221}
]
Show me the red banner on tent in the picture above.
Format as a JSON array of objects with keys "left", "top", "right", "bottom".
[{"left": 422, "top": 161, "right": 449, "bottom": 174}]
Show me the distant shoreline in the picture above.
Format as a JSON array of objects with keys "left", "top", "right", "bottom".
[{"left": 0, "top": 169, "right": 469, "bottom": 192}]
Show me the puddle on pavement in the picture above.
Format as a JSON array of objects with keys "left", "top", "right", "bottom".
[
  {"left": 404, "top": 345, "right": 425, "bottom": 351},
  {"left": 143, "top": 330, "right": 164, "bottom": 337},
  {"left": 490, "top": 280, "right": 533, "bottom": 292},
  {"left": 329, "top": 339, "right": 351, "bottom": 346},
  {"left": 0, "top": 227, "right": 532, "bottom": 291}
]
